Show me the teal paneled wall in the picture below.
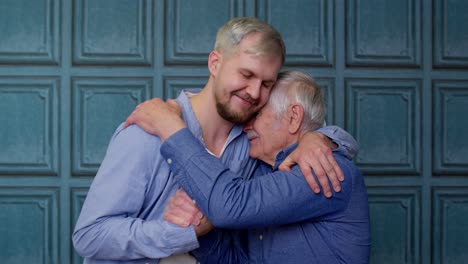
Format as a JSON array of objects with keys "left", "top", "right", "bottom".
[{"left": 0, "top": 0, "right": 467, "bottom": 263}]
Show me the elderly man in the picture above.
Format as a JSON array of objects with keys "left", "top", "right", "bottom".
[{"left": 141, "top": 71, "right": 371, "bottom": 263}]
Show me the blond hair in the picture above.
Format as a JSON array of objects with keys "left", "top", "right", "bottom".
[{"left": 214, "top": 17, "right": 285, "bottom": 64}]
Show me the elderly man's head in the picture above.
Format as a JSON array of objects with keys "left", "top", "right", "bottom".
[{"left": 243, "top": 71, "right": 326, "bottom": 165}]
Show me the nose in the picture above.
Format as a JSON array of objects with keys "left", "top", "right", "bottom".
[
  {"left": 243, "top": 117, "right": 255, "bottom": 132},
  {"left": 245, "top": 79, "right": 262, "bottom": 100}
]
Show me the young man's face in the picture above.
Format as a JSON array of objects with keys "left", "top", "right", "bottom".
[
  {"left": 212, "top": 34, "right": 283, "bottom": 124},
  {"left": 243, "top": 103, "right": 290, "bottom": 165}
]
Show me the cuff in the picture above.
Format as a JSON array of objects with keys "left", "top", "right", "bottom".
[{"left": 161, "top": 128, "right": 205, "bottom": 174}]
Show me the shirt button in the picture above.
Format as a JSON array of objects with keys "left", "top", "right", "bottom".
[
  {"left": 167, "top": 158, "right": 172, "bottom": 164},
  {"left": 259, "top": 234, "right": 263, "bottom": 240}
]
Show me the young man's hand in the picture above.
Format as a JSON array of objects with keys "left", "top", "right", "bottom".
[
  {"left": 124, "top": 98, "right": 186, "bottom": 141},
  {"left": 279, "top": 131, "right": 344, "bottom": 198}
]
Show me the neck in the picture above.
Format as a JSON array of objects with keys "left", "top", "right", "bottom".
[{"left": 189, "top": 79, "right": 236, "bottom": 157}]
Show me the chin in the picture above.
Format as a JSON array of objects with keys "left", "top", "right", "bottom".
[{"left": 248, "top": 151, "right": 258, "bottom": 160}]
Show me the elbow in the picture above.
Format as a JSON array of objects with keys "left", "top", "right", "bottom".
[{"left": 72, "top": 228, "right": 98, "bottom": 258}]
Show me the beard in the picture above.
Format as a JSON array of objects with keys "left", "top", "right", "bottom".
[
  {"left": 216, "top": 100, "right": 256, "bottom": 123},
  {"left": 215, "top": 91, "right": 258, "bottom": 124}
]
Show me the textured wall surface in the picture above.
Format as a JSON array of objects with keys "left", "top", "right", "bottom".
[{"left": 0, "top": 0, "right": 467, "bottom": 263}]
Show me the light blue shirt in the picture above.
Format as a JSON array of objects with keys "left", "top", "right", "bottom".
[{"left": 73, "top": 91, "right": 258, "bottom": 263}]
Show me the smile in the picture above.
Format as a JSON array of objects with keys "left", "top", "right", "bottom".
[{"left": 234, "top": 94, "right": 257, "bottom": 106}]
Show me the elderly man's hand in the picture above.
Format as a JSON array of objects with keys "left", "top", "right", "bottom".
[
  {"left": 279, "top": 131, "right": 344, "bottom": 198},
  {"left": 124, "top": 98, "right": 186, "bottom": 141}
]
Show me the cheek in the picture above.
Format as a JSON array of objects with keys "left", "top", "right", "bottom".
[
  {"left": 259, "top": 92, "right": 270, "bottom": 106},
  {"left": 249, "top": 141, "right": 261, "bottom": 158}
]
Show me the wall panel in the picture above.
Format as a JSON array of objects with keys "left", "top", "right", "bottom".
[
  {"left": 0, "top": 0, "right": 60, "bottom": 64},
  {"left": 0, "top": 77, "right": 58, "bottom": 175},
  {"left": 70, "top": 188, "right": 88, "bottom": 264},
  {"left": 72, "top": 78, "right": 151, "bottom": 175},
  {"left": 346, "top": 79, "right": 421, "bottom": 174},
  {"left": 433, "top": 0, "right": 468, "bottom": 67},
  {"left": 163, "top": 76, "right": 208, "bottom": 99},
  {"left": 433, "top": 81, "right": 468, "bottom": 174},
  {"left": 73, "top": 0, "right": 152, "bottom": 65},
  {"left": 368, "top": 187, "right": 420, "bottom": 264},
  {"left": 258, "top": 0, "right": 334, "bottom": 66},
  {"left": 165, "top": 0, "right": 236, "bottom": 64},
  {"left": 433, "top": 188, "right": 468, "bottom": 264},
  {"left": 347, "top": 0, "right": 421, "bottom": 67},
  {"left": 0, "top": 188, "right": 59, "bottom": 264}
]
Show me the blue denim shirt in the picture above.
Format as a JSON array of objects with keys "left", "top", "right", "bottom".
[
  {"left": 72, "top": 91, "right": 257, "bottom": 263},
  {"left": 161, "top": 129, "right": 370, "bottom": 264}
]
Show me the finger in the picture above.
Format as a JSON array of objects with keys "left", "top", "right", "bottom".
[
  {"left": 177, "top": 190, "right": 202, "bottom": 210},
  {"left": 167, "top": 99, "right": 182, "bottom": 116},
  {"left": 296, "top": 159, "right": 320, "bottom": 194},
  {"left": 173, "top": 190, "right": 202, "bottom": 220},
  {"left": 316, "top": 148, "right": 341, "bottom": 193},
  {"left": 164, "top": 208, "right": 191, "bottom": 227},
  {"left": 167, "top": 99, "right": 178, "bottom": 107},
  {"left": 123, "top": 108, "right": 138, "bottom": 128},
  {"left": 327, "top": 151, "right": 344, "bottom": 182},
  {"left": 176, "top": 190, "right": 200, "bottom": 209},
  {"left": 123, "top": 116, "right": 132, "bottom": 128},
  {"left": 308, "top": 157, "right": 333, "bottom": 198},
  {"left": 165, "top": 201, "right": 197, "bottom": 226},
  {"left": 278, "top": 156, "right": 294, "bottom": 171}
]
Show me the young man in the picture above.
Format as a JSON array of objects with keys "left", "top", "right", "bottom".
[
  {"left": 136, "top": 71, "right": 370, "bottom": 263},
  {"left": 73, "top": 17, "right": 356, "bottom": 263}
]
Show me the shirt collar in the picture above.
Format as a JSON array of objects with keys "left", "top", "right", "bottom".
[
  {"left": 175, "top": 90, "right": 204, "bottom": 142},
  {"left": 174, "top": 89, "right": 245, "bottom": 151},
  {"left": 272, "top": 142, "right": 299, "bottom": 170}
]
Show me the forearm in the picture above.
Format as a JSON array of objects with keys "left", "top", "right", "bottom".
[
  {"left": 73, "top": 216, "right": 198, "bottom": 259},
  {"left": 161, "top": 129, "right": 351, "bottom": 228}
]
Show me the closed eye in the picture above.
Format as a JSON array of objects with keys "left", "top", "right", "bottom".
[
  {"left": 262, "top": 81, "right": 274, "bottom": 90},
  {"left": 242, "top": 73, "right": 252, "bottom": 79}
]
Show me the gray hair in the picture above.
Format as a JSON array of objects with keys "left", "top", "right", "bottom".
[
  {"left": 214, "top": 17, "right": 286, "bottom": 64},
  {"left": 268, "top": 71, "right": 326, "bottom": 132}
]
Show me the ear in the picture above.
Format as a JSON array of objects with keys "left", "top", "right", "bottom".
[
  {"left": 287, "top": 104, "right": 304, "bottom": 134},
  {"left": 208, "top": 50, "right": 221, "bottom": 76}
]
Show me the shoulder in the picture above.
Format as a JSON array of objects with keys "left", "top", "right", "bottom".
[
  {"left": 332, "top": 153, "right": 365, "bottom": 191},
  {"left": 104, "top": 123, "right": 164, "bottom": 159},
  {"left": 333, "top": 153, "right": 361, "bottom": 174},
  {"left": 112, "top": 123, "right": 162, "bottom": 145}
]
